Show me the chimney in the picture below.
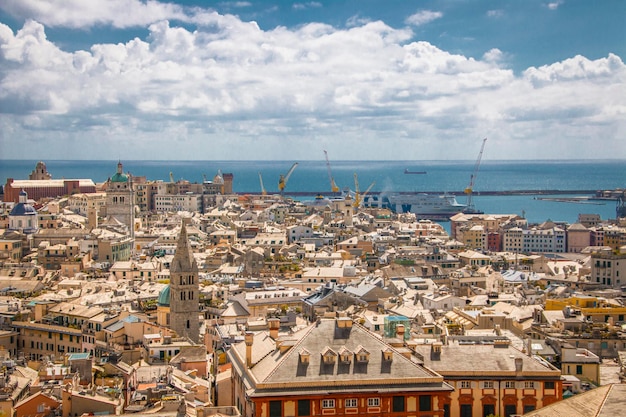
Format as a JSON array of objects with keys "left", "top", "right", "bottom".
[
  {"left": 515, "top": 357, "right": 523, "bottom": 373},
  {"left": 396, "top": 324, "right": 406, "bottom": 340},
  {"left": 268, "top": 318, "right": 280, "bottom": 340},
  {"left": 245, "top": 333, "right": 254, "bottom": 368},
  {"left": 430, "top": 342, "right": 442, "bottom": 361}
]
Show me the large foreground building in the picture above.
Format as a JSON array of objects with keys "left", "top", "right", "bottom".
[{"left": 228, "top": 317, "right": 453, "bottom": 417}]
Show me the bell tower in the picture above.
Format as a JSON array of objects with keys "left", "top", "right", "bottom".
[
  {"left": 105, "top": 161, "right": 135, "bottom": 236},
  {"left": 169, "top": 220, "right": 200, "bottom": 343}
]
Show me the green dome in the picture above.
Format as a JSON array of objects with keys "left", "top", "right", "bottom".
[
  {"left": 110, "top": 172, "right": 129, "bottom": 182},
  {"left": 157, "top": 285, "right": 170, "bottom": 306}
]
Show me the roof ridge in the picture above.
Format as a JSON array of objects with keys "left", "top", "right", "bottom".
[{"left": 260, "top": 322, "right": 317, "bottom": 382}]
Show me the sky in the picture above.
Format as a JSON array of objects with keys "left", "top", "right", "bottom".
[{"left": 0, "top": 0, "right": 624, "bottom": 161}]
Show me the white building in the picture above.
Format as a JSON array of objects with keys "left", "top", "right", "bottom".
[
  {"left": 154, "top": 193, "right": 203, "bottom": 213},
  {"left": 523, "top": 227, "right": 566, "bottom": 253}
]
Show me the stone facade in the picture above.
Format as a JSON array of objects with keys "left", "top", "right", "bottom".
[
  {"left": 169, "top": 222, "right": 200, "bottom": 343},
  {"left": 105, "top": 161, "right": 135, "bottom": 235}
]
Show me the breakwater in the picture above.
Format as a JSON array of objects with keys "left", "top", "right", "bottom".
[{"left": 245, "top": 189, "right": 602, "bottom": 197}]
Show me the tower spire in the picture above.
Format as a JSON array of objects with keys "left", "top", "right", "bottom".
[
  {"left": 168, "top": 219, "right": 200, "bottom": 343},
  {"left": 171, "top": 221, "right": 197, "bottom": 273}
]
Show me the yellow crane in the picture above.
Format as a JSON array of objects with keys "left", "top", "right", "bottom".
[
  {"left": 464, "top": 137, "right": 487, "bottom": 211},
  {"left": 278, "top": 162, "right": 298, "bottom": 194},
  {"left": 258, "top": 172, "right": 267, "bottom": 195},
  {"left": 353, "top": 173, "right": 375, "bottom": 208},
  {"left": 324, "top": 150, "right": 340, "bottom": 193}
]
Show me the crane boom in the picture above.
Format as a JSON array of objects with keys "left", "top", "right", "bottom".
[
  {"left": 324, "top": 150, "right": 339, "bottom": 193},
  {"left": 278, "top": 162, "right": 298, "bottom": 193},
  {"left": 464, "top": 137, "right": 487, "bottom": 210},
  {"left": 258, "top": 172, "right": 267, "bottom": 195},
  {"left": 353, "top": 173, "right": 375, "bottom": 208}
]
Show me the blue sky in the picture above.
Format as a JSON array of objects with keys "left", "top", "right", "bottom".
[{"left": 0, "top": 0, "right": 624, "bottom": 160}]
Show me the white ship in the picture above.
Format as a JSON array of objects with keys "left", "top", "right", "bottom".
[{"left": 363, "top": 192, "right": 468, "bottom": 219}]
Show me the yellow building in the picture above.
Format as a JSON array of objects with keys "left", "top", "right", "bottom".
[
  {"left": 545, "top": 296, "right": 626, "bottom": 323},
  {"left": 0, "top": 238, "right": 23, "bottom": 262},
  {"left": 561, "top": 346, "right": 601, "bottom": 385},
  {"left": 0, "top": 330, "right": 18, "bottom": 357},
  {"left": 414, "top": 338, "right": 562, "bottom": 417},
  {"left": 12, "top": 321, "right": 82, "bottom": 360}
]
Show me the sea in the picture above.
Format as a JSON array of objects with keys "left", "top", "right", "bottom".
[{"left": 1, "top": 159, "right": 625, "bottom": 228}]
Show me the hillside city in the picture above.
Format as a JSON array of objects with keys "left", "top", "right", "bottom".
[{"left": 1, "top": 161, "right": 626, "bottom": 417}]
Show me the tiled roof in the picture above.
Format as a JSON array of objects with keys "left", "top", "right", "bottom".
[{"left": 231, "top": 319, "right": 449, "bottom": 396}]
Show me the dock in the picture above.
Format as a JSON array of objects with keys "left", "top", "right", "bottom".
[{"left": 241, "top": 189, "right": 606, "bottom": 197}]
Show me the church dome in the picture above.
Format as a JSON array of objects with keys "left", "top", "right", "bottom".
[
  {"left": 9, "top": 203, "right": 37, "bottom": 216},
  {"left": 110, "top": 172, "right": 129, "bottom": 183},
  {"left": 10, "top": 190, "right": 37, "bottom": 216},
  {"left": 110, "top": 161, "right": 129, "bottom": 182},
  {"left": 157, "top": 285, "right": 170, "bottom": 307}
]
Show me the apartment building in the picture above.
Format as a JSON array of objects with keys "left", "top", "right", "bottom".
[
  {"left": 414, "top": 337, "right": 562, "bottom": 417},
  {"left": 228, "top": 318, "right": 452, "bottom": 417},
  {"left": 590, "top": 249, "right": 626, "bottom": 288}
]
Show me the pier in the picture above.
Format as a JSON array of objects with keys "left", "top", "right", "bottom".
[{"left": 241, "top": 189, "right": 605, "bottom": 197}]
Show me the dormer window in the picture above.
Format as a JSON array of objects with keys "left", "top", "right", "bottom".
[
  {"left": 338, "top": 347, "right": 352, "bottom": 364},
  {"left": 382, "top": 348, "right": 393, "bottom": 362},
  {"left": 299, "top": 349, "right": 310, "bottom": 364},
  {"left": 355, "top": 345, "right": 370, "bottom": 363},
  {"left": 321, "top": 347, "right": 337, "bottom": 364}
]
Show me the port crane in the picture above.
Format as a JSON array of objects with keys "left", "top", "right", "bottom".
[
  {"left": 464, "top": 137, "right": 487, "bottom": 212},
  {"left": 324, "top": 150, "right": 340, "bottom": 193},
  {"left": 353, "top": 173, "right": 375, "bottom": 208},
  {"left": 278, "top": 162, "right": 298, "bottom": 194},
  {"left": 258, "top": 172, "right": 267, "bottom": 195}
]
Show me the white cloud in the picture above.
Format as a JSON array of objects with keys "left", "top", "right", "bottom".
[
  {"left": 486, "top": 9, "right": 504, "bottom": 18},
  {"left": 0, "top": 10, "right": 624, "bottom": 160},
  {"left": 1, "top": 0, "right": 190, "bottom": 29},
  {"left": 405, "top": 10, "right": 443, "bottom": 27},
  {"left": 483, "top": 48, "right": 504, "bottom": 63},
  {"left": 546, "top": 1, "right": 564, "bottom": 11},
  {"left": 293, "top": 2, "right": 322, "bottom": 11}
]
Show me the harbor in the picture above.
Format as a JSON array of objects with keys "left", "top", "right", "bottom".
[{"left": 247, "top": 189, "right": 604, "bottom": 197}]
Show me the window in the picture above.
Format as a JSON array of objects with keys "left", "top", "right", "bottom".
[
  {"left": 524, "top": 381, "right": 535, "bottom": 389},
  {"left": 37, "top": 404, "right": 45, "bottom": 413},
  {"left": 545, "top": 381, "right": 555, "bottom": 389},
  {"left": 392, "top": 396, "right": 405, "bottom": 412},
  {"left": 483, "top": 404, "right": 495, "bottom": 417},
  {"left": 367, "top": 398, "right": 380, "bottom": 407},
  {"left": 297, "top": 400, "right": 310, "bottom": 416},
  {"left": 576, "top": 365, "right": 583, "bottom": 375},
  {"left": 504, "top": 404, "right": 517, "bottom": 417},
  {"left": 460, "top": 404, "right": 472, "bottom": 417},
  {"left": 345, "top": 399, "right": 357, "bottom": 408},
  {"left": 460, "top": 381, "right": 471, "bottom": 388},
  {"left": 523, "top": 405, "right": 536, "bottom": 413},
  {"left": 322, "top": 399, "right": 335, "bottom": 409},
  {"left": 269, "top": 401, "right": 281, "bottom": 417},
  {"left": 504, "top": 381, "right": 515, "bottom": 389},
  {"left": 483, "top": 381, "right": 494, "bottom": 389},
  {"left": 419, "top": 395, "right": 432, "bottom": 412}
]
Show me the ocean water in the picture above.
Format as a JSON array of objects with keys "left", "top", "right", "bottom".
[{"left": 1, "top": 159, "right": 624, "bottom": 225}]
